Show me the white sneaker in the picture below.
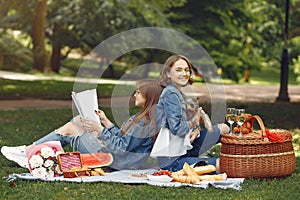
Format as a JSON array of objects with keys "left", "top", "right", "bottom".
[{"left": 1, "top": 145, "right": 28, "bottom": 168}]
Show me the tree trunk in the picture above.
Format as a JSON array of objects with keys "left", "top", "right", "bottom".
[
  {"left": 50, "top": 24, "right": 61, "bottom": 73},
  {"left": 276, "top": 0, "right": 290, "bottom": 102},
  {"left": 51, "top": 45, "right": 61, "bottom": 73},
  {"left": 244, "top": 70, "right": 250, "bottom": 82},
  {"left": 31, "top": 0, "right": 47, "bottom": 72},
  {"left": 0, "top": 1, "right": 10, "bottom": 20}
]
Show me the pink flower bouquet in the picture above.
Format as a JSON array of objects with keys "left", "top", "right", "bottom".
[{"left": 26, "top": 141, "right": 64, "bottom": 177}]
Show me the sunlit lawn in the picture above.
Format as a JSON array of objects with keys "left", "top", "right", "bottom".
[
  {"left": 0, "top": 104, "right": 299, "bottom": 199},
  {"left": 0, "top": 64, "right": 299, "bottom": 199}
]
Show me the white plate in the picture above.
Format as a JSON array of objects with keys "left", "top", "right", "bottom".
[{"left": 147, "top": 174, "right": 173, "bottom": 182}]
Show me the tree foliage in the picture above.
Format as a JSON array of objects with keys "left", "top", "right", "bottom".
[
  {"left": 0, "top": 0, "right": 186, "bottom": 73},
  {"left": 166, "top": 0, "right": 297, "bottom": 82},
  {"left": 0, "top": 0, "right": 300, "bottom": 82}
]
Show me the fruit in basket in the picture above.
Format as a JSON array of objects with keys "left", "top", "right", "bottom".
[
  {"left": 233, "top": 127, "right": 240, "bottom": 134},
  {"left": 81, "top": 153, "right": 113, "bottom": 168},
  {"left": 244, "top": 113, "right": 252, "bottom": 122},
  {"left": 242, "top": 128, "right": 250, "bottom": 134},
  {"left": 234, "top": 125, "right": 251, "bottom": 134},
  {"left": 233, "top": 113, "right": 253, "bottom": 134},
  {"left": 245, "top": 121, "right": 252, "bottom": 129}
]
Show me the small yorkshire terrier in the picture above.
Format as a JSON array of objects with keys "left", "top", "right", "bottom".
[{"left": 185, "top": 97, "right": 213, "bottom": 132}]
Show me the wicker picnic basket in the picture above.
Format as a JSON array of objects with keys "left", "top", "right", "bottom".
[{"left": 220, "top": 115, "right": 296, "bottom": 179}]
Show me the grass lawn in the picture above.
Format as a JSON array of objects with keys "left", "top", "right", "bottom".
[
  {"left": 0, "top": 106, "right": 299, "bottom": 200},
  {"left": 0, "top": 78, "right": 135, "bottom": 100},
  {"left": 0, "top": 66, "right": 299, "bottom": 199},
  {"left": 246, "top": 67, "right": 298, "bottom": 85}
]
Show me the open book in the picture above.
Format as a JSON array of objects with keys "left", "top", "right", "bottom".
[{"left": 71, "top": 89, "right": 100, "bottom": 123}]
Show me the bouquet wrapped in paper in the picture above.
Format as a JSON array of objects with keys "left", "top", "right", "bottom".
[{"left": 26, "top": 141, "right": 64, "bottom": 177}]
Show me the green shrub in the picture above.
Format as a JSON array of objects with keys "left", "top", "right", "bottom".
[
  {"left": 292, "top": 55, "right": 300, "bottom": 83},
  {"left": 0, "top": 30, "right": 32, "bottom": 72}
]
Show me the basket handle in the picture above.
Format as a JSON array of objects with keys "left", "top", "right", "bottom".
[{"left": 252, "top": 115, "right": 267, "bottom": 139}]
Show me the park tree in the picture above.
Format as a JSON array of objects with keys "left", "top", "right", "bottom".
[
  {"left": 31, "top": 0, "right": 48, "bottom": 72},
  {"left": 0, "top": 0, "right": 48, "bottom": 72},
  {"left": 166, "top": 0, "right": 299, "bottom": 83},
  {"left": 1, "top": 0, "right": 300, "bottom": 83},
  {"left": 46, "top": 0, "right": 187, "bottom": 73},
  {"left": 0, "top": 0, "right": 187, "bottom": 73},
  {"left": 290, "top": 0, "right": 300, "bottom": 82},
  {"left": 0, "top": 0, "right": 10, "bottom": 19},
  {"left": 167, "top": 0, "right": 265, "bottom": 82}
]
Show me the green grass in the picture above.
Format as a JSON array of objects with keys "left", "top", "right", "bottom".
[
  {"left": 0, "top": 106, "right": 299, "bottom": 200},
  {"left": 0, "top": 64, "right": 299, "bottom": 199},
  {"left": 218, "top": 67, "right": 299, "bottom": 85},
  {"left": 248, "top": 67, "right": 298, "bottom": 85},
  {"left": 0, "top": 78, "right": 135, "bottom": 100}
]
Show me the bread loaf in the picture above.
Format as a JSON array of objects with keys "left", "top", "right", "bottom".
[
  {"left": 172, "top": 164, "right": 216, "bottom": 176},
  {"left": 182, "top": 162, "right": 200, "bottom": 183},
  {"left": 170, "top": 162, "right": 227, "bottom": 184},
  {"left": 172, "top": 174, "right": 199, "bottom": 184},
  {"left": 93, "top": 168, "right": 106, "bottom": 176},
  {"left": 199, "top": 173, "right": 227, "bottom": 181}
]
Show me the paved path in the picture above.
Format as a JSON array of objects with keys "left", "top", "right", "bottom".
[{"left": 0, "top": 70, "right": 299, "bottom": 110}]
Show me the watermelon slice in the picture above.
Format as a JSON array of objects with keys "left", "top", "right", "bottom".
[{"left": 81, "top": 153, "right": 113, "bottom": 168}]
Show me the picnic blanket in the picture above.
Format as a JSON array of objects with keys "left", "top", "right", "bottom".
[{"left": 6, "top": 169, "right": 244, "bottom": 190}]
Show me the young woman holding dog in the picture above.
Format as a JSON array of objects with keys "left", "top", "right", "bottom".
[{"left": 153, "top": 54, "right": 229, "bottom": 172}]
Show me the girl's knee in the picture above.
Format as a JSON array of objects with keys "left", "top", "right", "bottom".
[{"left": 57, "top": 122, "right": 75, "bottom": 136}]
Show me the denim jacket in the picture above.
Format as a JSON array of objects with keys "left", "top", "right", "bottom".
[
  {"left": 97, "top": 114, "right": 155, "bottom": 170},
  {"left": 156, "top": 83, "right": 190, "bottom": 138}
]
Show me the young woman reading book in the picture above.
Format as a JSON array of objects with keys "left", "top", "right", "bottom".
[{"left": 2, "top": 79, "right": 163, "bottom": 170}]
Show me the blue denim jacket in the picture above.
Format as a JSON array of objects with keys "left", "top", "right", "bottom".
[
  {"left": 97, "top": 114, "right": 155, "bottom": 170},
  {"left": 156, "top": 83, "right": 190, "bottom": 137}
]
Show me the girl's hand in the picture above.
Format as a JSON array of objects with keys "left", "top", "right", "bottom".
[
  {"left": 72, "top": 115, "right": 83, "bottom": 126},
  {"left": 81, "top": 118, "right": 103, "bottom": 133},
  {"left": 190, "top": 128, "right": 200, "bottom": 143},
  {"left": 95, "top": 109, "right": 113, "bottom": 128}
]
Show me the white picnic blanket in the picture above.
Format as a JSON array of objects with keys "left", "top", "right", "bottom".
[{"left": 6, "top": 169, "right": 244, "bottom": 190}]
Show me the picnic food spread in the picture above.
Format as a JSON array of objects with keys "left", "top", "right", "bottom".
[
  {"left": 58, "top": 152, "right": 109, "bottom": 178},
  {"left": 171, "top": 163, "right": 227, "bottom": 184},
  {"left": 26, "top": 144, "right": 227, "bottom": 184},
  {"left": 26, "top": 144, "right": 112, "bottom": 179},
  {"left": 146, "top": 163, "right": 227, "bottom": 184},
  {"left": 81, "top": 152, "right": 113, "bottom": 168},
  {"left": 26, "top": 141, "right": 228, "bottom": 183}
]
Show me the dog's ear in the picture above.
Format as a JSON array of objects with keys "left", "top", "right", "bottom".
[{"left": 193, "top": 97, "right": 200, "bottom": 105}]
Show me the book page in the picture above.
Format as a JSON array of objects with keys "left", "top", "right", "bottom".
[{"left": 71, "top": 89, "right": 100, "bottom": 123}]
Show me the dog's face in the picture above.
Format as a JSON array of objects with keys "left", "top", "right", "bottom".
[{"left": 185, "top": 97, "right": 200, "bottom": 119}]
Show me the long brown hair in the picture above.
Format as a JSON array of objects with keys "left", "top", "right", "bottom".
[
  {"left": 121, "top": 79, "right": 163, "bottom": 135},
  {"left": 159, "top": 54, "right": 194, "bottom": 87}
]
